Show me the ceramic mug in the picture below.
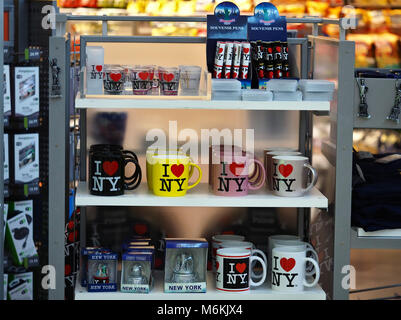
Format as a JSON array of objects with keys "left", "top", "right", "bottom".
[
  {"left": 150, "top": 154, "right": 202, "bottom": 197},
  {"left": 271, "top": 156, "right": 318, "bottom": 197},
  {"left": 89, "top": 149, "right": 141, "bottom": 196},
  {"left": 271, "top": 246, "right": 320, "bottom": 292},
  {"left": 211, "top": 234, "right": 245, "bottom": 271},
  {"left": 267, "top": 235, "right": 300, "bottom": 276},
  {"left": 212, "top": 153, "right": 265, "bottom": 196},
  {"left": 274, "top": 240, "right": 319, "bottom": 276},
  {"left": 219, "top": 240, "right": 268, "bottom": 280},
  {"left": 146, "top": 147, "right": 193, "bottom": 191},
  {"left": 216, "top": 248, "right": 267, "bottom": 292},
  {"left": 209, "top": 145, "right": 244, "bottom": 186},
  {"left": 264, "top": 151, "right": 302, "bottom": 190}
]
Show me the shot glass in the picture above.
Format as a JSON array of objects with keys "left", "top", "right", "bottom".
[
  {"left": 131, "top": 65, "right": 155, "bottom": 95},
  {"left": 179, "top": 65, "right": 201, "bottom": 96},
  {"left": 103, "top": 65, "right": 125, "bottom": 95},
  {"left": 159, "top": 67, "right": 180, "bottom": 96}
]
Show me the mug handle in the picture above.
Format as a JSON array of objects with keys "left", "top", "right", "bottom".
[
  {"left": 124, "top": 155, "right": 140, "bottom": 181},
  {"left": 186, "top": 163, "right": 202, "bottom": 190},
  {"left": 124, "top": 158, "right": 142, "bottom": 191},
  {"left": 251, "top": 249, "right": 268, "bottom": 280},
  {"left": 188, "top": 156, "right": 195, "bottom": 179},
  {"left": 249, "top": 256, "right": 267, "bottom": 287},
  {"left": 248, "top": 159, "right": 266, "bottom": 191},
  {"left": 305, "top": 244, "right": 319, "bottom": 276},
  {"left": 302, "top": 163, "right": 318, "bottom": 194},
  {"left": 303, "top": 257, "right": 320, "bottom": 288}
]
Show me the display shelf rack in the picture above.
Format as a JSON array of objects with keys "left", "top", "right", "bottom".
[
  {"left": 74, "top": 271, "right": 326, "bottom": 300},
  {"left": 76, "top": 182, "right": 328, "bottom": 208},
  {"left": 75, "top": 95, "right": 331, "bottom": 111}
]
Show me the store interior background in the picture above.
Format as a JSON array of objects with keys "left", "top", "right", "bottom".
[{"left": 44, "top": 0, "right": 401, "bottom": 299}]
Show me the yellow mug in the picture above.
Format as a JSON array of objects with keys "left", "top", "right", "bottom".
[
  {"left": 146, "top": 147, "right": 193, "bottom": 190},
  {"left": 150, "top": 154, "right": 202, "bottom": 197}
]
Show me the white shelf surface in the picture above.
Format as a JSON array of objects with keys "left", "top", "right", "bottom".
[
  {"left": 75, "top": 182, "right": 328, "bottom": 208},
  {"left": 75, "top": 96, "right": 331, "bottom": 111},
  {"left": 75, "top": 271, "right": 326, "bottom": 300}
]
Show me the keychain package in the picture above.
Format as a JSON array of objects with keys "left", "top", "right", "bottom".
[
  {"left": 3, "top": 203, "right": 8, "bottom": 242},
  {"left": 4, "top": 134, "right": 9, "bottom": 185},
  {"left": 14, "top": 67, "right": 40, "bottom": 118},
  {"left": 3, "top": 65, "right": 11, "bottom": 126},
  {"left": 14, "top": 133, "right": 39, "bottom": 185},
  {"left": 87, "top": 251, "right": 118, "bottom": 292},
  {"left": 121, "top": 251, "right": 153, "bottom": 293},
  {"left": 5, "top": 201, "right": 37, "bottom": 265},
  {"left": 8, "top": 272, "right": 33, "bottom": 300},
  {"left": 164, "top": 238, "right": 208, "bottom": 293},
  {"left": 3, "top": 274, "right": 7, "bottom": 301},
  {"left": 7, "top": 277, "right": 33, "bottom": 300}
]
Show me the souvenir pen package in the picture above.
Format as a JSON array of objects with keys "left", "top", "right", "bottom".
[
  {"left": 164, "top": 238, "right": 208, "bottom": 293},
  {"left": 14, "top": 67, "right": 40, "bottom": 118},
  {"left": 213, "top": 41, "right": 251, "bottom": 81},
  {"left": 121, "top": 251, "right": 154, "bottom": 293},
  {"left": 207, "top": 2, "right": 249, "bottom": 86},
  {"left": 14, "top": 133, "right": 39, "bottom": 186},
  {"left": 87, "top": 251, "right": 118, "bottom": 292}
]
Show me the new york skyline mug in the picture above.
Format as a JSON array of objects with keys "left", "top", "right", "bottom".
[
  {"left": 89, "top": 149, "right": 142, "bottom": 196},
  {"left": 219, "top": 240, "right": 268, "bottom": 280},
  {"left": 212, "top": 153, "right": 265, "bottom": 197},
  {"left": 216, "top": 248, "right": 266, "bottom": 292},
  {"left": 271, "top": 246, "right": 320, "bottom": 292},
  {"left": 271, "top": 156, "right": 318, "bottom": 197},
  {"left": 150, "top": 154, "right": 202, "bottom": 197}
]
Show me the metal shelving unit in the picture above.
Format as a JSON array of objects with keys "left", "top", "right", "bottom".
[
  {"left": 48, "top": 14, "right": 355, "bottom": 300},
  {"left": 0, "top": 0, "right": 5, "bottom": 302}
]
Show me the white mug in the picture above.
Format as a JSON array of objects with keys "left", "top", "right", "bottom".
[
  {"left": 216, "top": 248, "right": 267, "bottom": 292},
  {"left": 268, "top": 235, "right": 300, "bottom": 275},
  {"left": 274, "top": 240, "right": 319, "bottom": 276},
  {"left": 219, "top": 240, "right": 267, "bottom": 280},
  {"left": 271, "top": 246, "right": 320, "bottom": 292},
  {"left": 211, "top": 234, "right": 245, "bottom": 271}
]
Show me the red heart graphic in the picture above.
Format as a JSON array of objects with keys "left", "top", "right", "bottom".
[
  {"left": 134, "top": 223, "right": 148, "bottom": 235},
  {"left": 230, "top": 162, "right": 245, "bottom": 176},
  {"left": 163, "top": 73, "right": 175, "bottom": 82},
  {"left": 276, "top": 47, "right": 282, "bottom": 53},
  {"left": 280, "top": 258, "right": 296, "bottom": 272},
  {"left": 235, "top": 263, "right": 246, "bottom": 273},
  {"left": 279, "top": 164, "right": 293, "bottom": 178},
  {"left": 171, "top": 164, "right": 184, "bottom": 177},
  {"left": 216, "top": 261, "right": 219, "bottom": 270},
  {"left": 110, "top": 73, "right": 122, "bottom": 82},
  {"left": 96, "top": 65, "right": 102, "bottom": 72},
  {"left": 102, "top": 161, "right": 119, "bottom": 176},
  {"left": 243, "top": 48, "right": 249, "bottom": 54},
  {"left": 268, "top": 48, "right": 273, "bottom": 53},
  {"left": 218, "top": 48, "right": 223, "bottom": 54},
  {"left": 138, "top": 72, "right": 149, "bottom": 81}
]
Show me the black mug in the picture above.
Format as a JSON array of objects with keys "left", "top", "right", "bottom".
[
  {"left": 90, "top": 144, "right": 139, "bottom": 163},
  {"left": 89, "top": 147, "right": 141, "bottom": 196}
]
